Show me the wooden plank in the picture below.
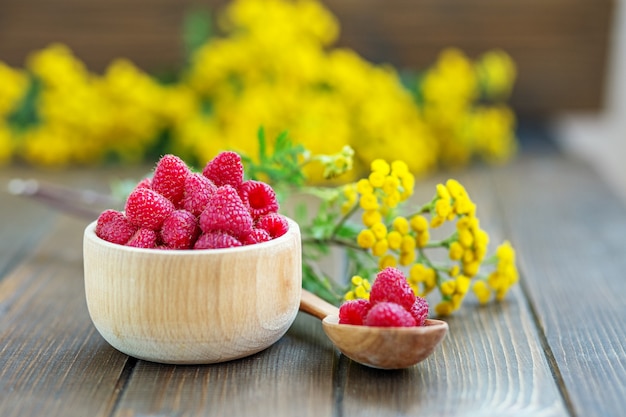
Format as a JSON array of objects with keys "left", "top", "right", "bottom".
[
  {"left": 0, "top": 178, "right": 55, "bottom": 280},
  {"left": 338, "top": 171, "right": 569, "bottom": 416},
  {"left": 112, "top": 313, "right": 337, "bottom": 417},
  {"left": 0, "top": 215, "right": 130, "bottom": 417},
  {"left": 490, "top": 153, "right": 626, "bottom": 417}
]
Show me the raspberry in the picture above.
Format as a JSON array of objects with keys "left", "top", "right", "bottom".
[
  {"left": 369, "top": 267, "right": 416, "bottom": 311},
  {"left": 151, "top": 154, "right": 190, "bottom": 206},
  {"left": 95, "top": 209, "right": 138, "bottom": 245},
  {"left": 134, "top": 177, "right": 152, "bottom": 190},
  {"left": 182, "top": 172, "right": 217, "bottom": 216},
  {"left": 202, "top": 151, "right": 244, "bottom": 189},
  {"left": 126, "top": 228, "right": 159, "bottom": 248},
  {"left": 199, "top": 185, "right": 253, "bottom": 239},
  {"left": 194, "top": 231, "right": 243, "bottom": 249},
  {"left": 364, "top": 302, "right": 417, "bottom": 327},
  {"left": 339, "top": 299, "right": 371, "bottom": 325},
  {"left": 125, "top": 187, "right": 176, "bottom": 230},
  {"left": 255, "top": 213, "right": 289, "bottom": 238},
  {"left": 409, "top": 296, "right": 430, "bottom": 326},
  {"left": 160, "top": 209, "right": 200, "bottom": 249},
  {"left": 243, "top": 228, "right": 272, "bottom": 245},
  {"left": 239, "top": 180, "right": 279, "bottom": 219}
]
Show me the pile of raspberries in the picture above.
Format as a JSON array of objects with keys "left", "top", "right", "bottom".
[
  {"left": 95, "top": 152, "right": 289, "bottom": 249},
  {"left": 339, "top": 268, "right": 429, "bottom": 327}
]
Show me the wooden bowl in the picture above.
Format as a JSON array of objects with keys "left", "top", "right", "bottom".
[{"left": 83, "top": 217, "right": 302, "bottom": 364}]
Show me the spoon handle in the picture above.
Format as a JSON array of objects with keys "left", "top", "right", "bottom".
[{"left": 299, "top": 289, "right": 340, "bottom": 320}]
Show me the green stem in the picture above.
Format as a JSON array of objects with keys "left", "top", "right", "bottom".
[
  {"left": 423, "top": 232, "right": 459, "bottom": 249},
  {"left": 302, "top": 237, "right": 365, "bottom": 251},
  {"left": 407, "top": 194, "right": 437, "bottom": 218},
  {"left": 330, "top": 202, "right": 359, "bottom": 240}
]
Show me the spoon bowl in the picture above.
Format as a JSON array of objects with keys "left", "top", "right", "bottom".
[{"left": 300, "top": 290, "right": 448, "bottom": 369}]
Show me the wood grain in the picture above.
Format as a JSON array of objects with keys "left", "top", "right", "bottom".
[
  {"left": 0, "top": 0, "right": 614, "bottom": 114},
  {"left": 0, "top": 215, "right": 129, "bottom": 417},
  {"left": 112, "top": 313, "right": 337, "bottom": 417},
  {"left": 490, "top": 153, "right": 626, "bottom": 417}
]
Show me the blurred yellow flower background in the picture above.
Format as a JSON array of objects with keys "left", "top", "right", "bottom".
[{"left": 0, "top": 0, "right": 517, "bottom": 178}]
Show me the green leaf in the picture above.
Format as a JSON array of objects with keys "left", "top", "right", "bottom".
[{"left": 183, "top": 8, "right": 213, "bottom": 64}]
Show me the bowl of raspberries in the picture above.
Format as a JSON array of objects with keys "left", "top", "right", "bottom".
[{"left": 83, "top": 152, "right": 302, "bottom": 364}]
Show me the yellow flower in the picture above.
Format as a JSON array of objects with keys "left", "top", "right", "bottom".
[
  {"left": 345, "top": 275, "right": 371, "bottom": 301},
  {"left": 416, "top": 230, "right": 430, "bottom": 248},
  {"left": 390, "top": 160, "right": 409, "bottom": 177},
  {"left": 356, "top": 229, "right": 376, "bottom": 248},
  {"left": 400, "top": 235, "right": 416, "bottom": 253},
  {"left": 463, "top": 261, "right": 480, "bottom": 277},
  {"left": 449, "top": 241, "right": 464, "bottom": 261},
  {"left": 392, "top": 216, "right": 410, "bottom": 235},
  {"left": 356, "top": 178, "right": 374, "bottom": 195},
  {"left": 382, "top": 175, "right": 400, "bottom": 195},
  {"left": 435, "top": 301, "right": 454, "bottom": 316},
  {"left": 362, "top": 209, "right": 382, "bottom": 227},
  {"left": 387, "top": 230, "right": 402, "bottom": 250},
  {"left": 436, "top": 183, "right": 451, "bottom": 200},
  {"left": 379, "top": 254, "right": 397, "bottom": 269},
  {"left": 370, "top": 222, "right": 388, "bottom": 240},
  {"left": 440, "top": 280, "right": 456, "bottom": 296},
  {"left": 446, "top": 178, "right": 467, "bottom": 199},
  {"left": 341, "top": 183, "right": 357, "bottom": 214},
  {"left": 458, "top": 228, "right": 474, "bottom": 248},
  {"left": 455, "top": 275, "right": 472, "bottom": 294},
  {"left": 368, "top": 171, "right": 386, "bottom": 188},
  {"left": 473, "top": 280, "right": 491, "bottom": 304},
  {"left": 398, "top": 250, "right": 415, "bottom": 266},
  {"left": 371, "top": 158, "right": 390, "bottom": 175},
  {"left": 359, "top": 193, "right": 379, "bottom": 210},
  {"left": 410, "top": 215, "right": 429, "bottom": 233},
  {"left": 372, "top": 239, "right": 389, "bottom": 256}
]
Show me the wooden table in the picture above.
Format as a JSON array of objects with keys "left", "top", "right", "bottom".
[{"left": 1, "top": 144, "right": 625, "bottom": 417}]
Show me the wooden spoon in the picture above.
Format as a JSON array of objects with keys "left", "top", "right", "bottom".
[{"left": 299, "top": 289, "right": 448, "bottom": 369}]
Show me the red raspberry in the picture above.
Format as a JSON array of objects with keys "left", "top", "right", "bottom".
[
  {"left": 126, "top": 228, "right": 159, "bottom": 248},
  {"left": 255, "top": 213, "right": 289, "bottom": 238},
  {"left": 194, "top": 231, "right": 243, "bottom": 249},
  {"left": 151, "top": 154, "right": 190, "bottom": 206},
  {"left": 125, "top": 187, "right": 176, "bottom": 230},
  {"left": 160, "top": 209, "right": 200, "bottom": 249},
  {"left": 134, "top": 177, "right": 152, "bottom": 190},
  {"left": 364, "top": 302, "right": 417, "bottom": 327},
  {"left": 369, "top": 267, "right": 416, "bottom": 311},
  {"left": 199, "top": 185, "right": 253, "bottom": 239},
  {"left": 202, "top": 151, "right": 244, "bottom": 189},
  {"left": 182, "top": 172, "right": 217, "bottom": 216},
  {"left": 95, "top": 209, "right": 138, "bottom": 245},
  {"left": 339, "top": 299, "right": 371, "bottom": 325},
  {"left": 239, "top": 180, "right": 279, "bottom": 219},
  {"left": 409, "top": 296, "right": 429, "bottom": 326},
  {"left": 243, "top": 228, "right": 272, "bottom": 245}
]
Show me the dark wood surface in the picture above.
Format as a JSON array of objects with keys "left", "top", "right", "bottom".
[
  {"left": 1, "top": 146, "right": 626, "bottom": 416},
  {"left": 0, "top": 0, "right": 614, "bottom": 115}
]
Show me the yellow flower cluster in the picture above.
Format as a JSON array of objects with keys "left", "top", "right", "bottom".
[
  {"left": 0, "top": 44, "right": 178, "bottom": 166},
  {"left": 0, "top": 0, "right": 517, "bottom": 173},
  {"left": 355, "top": 159, "right": 417, "bottom": 268},
  {"left": 346, "top": 158, "right": 519, "bottom": 315},
  {"left": 473, "top": 240, "right": 518, "bottom": 303},
  {"left": 344, "top": 275, "right": 371, "bottom": 301},
  {"left": 421, "top": 48, "right": 518, "bottom": 167}
]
